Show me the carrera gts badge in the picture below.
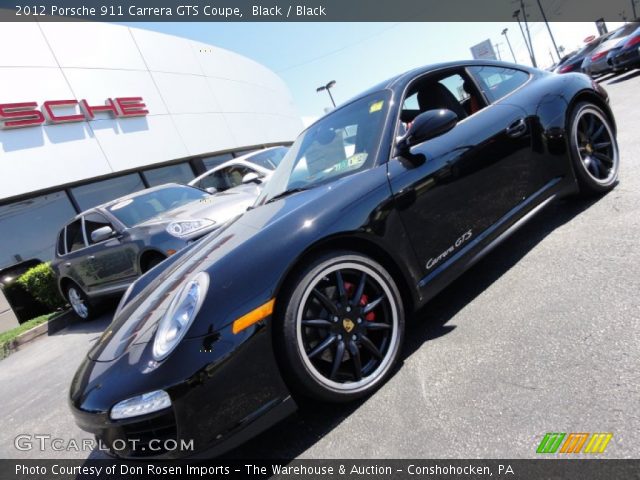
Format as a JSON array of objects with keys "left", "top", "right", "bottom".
[{"left": 426, "top": 230, "right": 473, "bottom": 270}]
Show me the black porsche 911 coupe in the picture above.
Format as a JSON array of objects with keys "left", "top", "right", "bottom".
[{"left": 70, "top": 60, "right": 619, "bottom": 458}]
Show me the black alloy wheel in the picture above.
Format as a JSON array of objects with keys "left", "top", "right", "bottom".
[
  {"left": 570, "top": 102, "right": 619, "bottom": 195},
  {"left": 277, "top": 252, "right": 405, "bottom": 402}
]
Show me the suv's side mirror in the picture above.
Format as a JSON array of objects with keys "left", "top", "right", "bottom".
[
  {"left": 91, "top": 226, "right": 115, "bottom": 243},
  {"left": 242, "top": 172, "right": 261, "bottom": 184},
  {"left": 205, "top": 187, "right": 218, "bottom": 194},
  {"left": 396, "top": 109, "right": 458, "bottom": 157}
]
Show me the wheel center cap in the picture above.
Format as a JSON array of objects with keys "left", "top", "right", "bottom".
[{"left": 342, "top": 318, "right": 355, "bottom": 333}]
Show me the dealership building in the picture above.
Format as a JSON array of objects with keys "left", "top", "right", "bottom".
[{"left": 0, "top": 21, "right": 302, "bottom": 327}]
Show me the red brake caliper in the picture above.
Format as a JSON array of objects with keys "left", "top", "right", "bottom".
[{"left": 343, "top": 282, "right": 376, "bottom": 322}]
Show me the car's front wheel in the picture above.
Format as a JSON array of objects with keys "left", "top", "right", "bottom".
[
  {"left": 277, "top": 251, "right": 405, "bottom": 403},
  {"left": 66, "top": 284, "right": 94, "bottom": 320},
  {"left": 569, "top": 101, "right": 619, "bottom": 195}
]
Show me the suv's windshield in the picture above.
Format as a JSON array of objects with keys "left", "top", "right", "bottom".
[
  {"left": 107, "top": 185, "right": 208, "bottom": 226},
  {"left": 256, "top": 91, "right": 391, "bottom": 205}
]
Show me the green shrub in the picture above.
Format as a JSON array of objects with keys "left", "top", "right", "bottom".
[{"left": 16, "top": 262, "right": 66, "bottom": 311}]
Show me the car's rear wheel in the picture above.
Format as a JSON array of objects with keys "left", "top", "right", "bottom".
[
  {"left": 66, "top": 284, "right": 94, "bottom": 320},
  {"left": 569, "top": 102, "right": 619, "bottom": 196},
  {"left": 277, "top": 251, "right": 405, "bottom": 403}
]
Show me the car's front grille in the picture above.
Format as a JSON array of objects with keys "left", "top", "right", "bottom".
[{"left": 99, "top": 410, "right": 178, "bottom": 458}]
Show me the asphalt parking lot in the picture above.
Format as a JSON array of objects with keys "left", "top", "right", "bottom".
[{"left": 1, "top": 71, "right": 639, "bottom": 460}]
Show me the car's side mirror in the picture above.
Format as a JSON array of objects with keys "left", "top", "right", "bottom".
[
  {"left": 396, "top": 109, "right": 458, "bottom": 157},
  {"left": 242, "top": 172, "right": 261, "bottom": 184},
  {"left": 205, "top": 187, "right": 218, "bottom": 194},
  {"left": 91, "top": 226, "right": 115, "bottom": 243}
]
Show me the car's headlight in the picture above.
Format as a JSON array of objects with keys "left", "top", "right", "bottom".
[
  {"left": 111, "top": 390, "right": 171, "bottom": 420},
  {"left": 152, "top": 272, "right": 209, "bottom": 360},
  {"left": 166, "top": 219, "right": 215, "bottom": 238}
]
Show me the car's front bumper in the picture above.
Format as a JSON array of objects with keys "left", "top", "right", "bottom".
[{"left": 69, "top": 319, "right": 295, "bottom": 459}]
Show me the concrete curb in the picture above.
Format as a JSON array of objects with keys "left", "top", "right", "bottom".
[{"left": 0, "top": 309, "right": 79, "bottom": 360}]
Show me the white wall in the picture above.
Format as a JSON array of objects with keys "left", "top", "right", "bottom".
[{"left": 0, "top": 22, "right": 302, "bottom": 200}]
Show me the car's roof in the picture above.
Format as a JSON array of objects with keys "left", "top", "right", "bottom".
[{"left": 309, "top": 59, "right": 537, "bottom": 128}]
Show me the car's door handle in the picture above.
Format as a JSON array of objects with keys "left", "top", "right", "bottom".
[
  {"left": 64, "top": 262, "right": 71, "bottom": 267},
  {"left": 506, "top": 118, "right": 527, "bottom": 138},
  {"left": 87, "top": 256, "right": 95, "bottom": 260}
]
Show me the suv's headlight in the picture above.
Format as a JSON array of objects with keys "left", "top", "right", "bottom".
[
  {"left": 166, "top": 219, "right": 215, "bottom": 238},
  {"left": 152, "top": 272, "right": 209, "bottom": 360}
]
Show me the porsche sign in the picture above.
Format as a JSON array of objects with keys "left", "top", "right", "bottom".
[{"left": 0, "top": 97, "right": 148, "bottom": 129}]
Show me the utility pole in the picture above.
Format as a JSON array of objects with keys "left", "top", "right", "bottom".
[
  {"left": 520, "top": 0, "right": 537, "bottom": 67},
  {"left": 502, "top": 28, "right": 517, "bottom": 62},
  {"left": 536, "top": 0, "right": 561, "bottom": 61},
  {"left": 495, "top": 42, "right": 503, "bottom": 60},
  {"left": 513, "top": 9, "right": 535, "bottom": 67},
  {"left": 632, "top": 0, "right": 638, "bottom": 19}
]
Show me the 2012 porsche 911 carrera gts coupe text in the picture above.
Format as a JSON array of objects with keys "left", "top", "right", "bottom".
[{"left": 70, "top": 61, "right": 619, "bottom": 458}]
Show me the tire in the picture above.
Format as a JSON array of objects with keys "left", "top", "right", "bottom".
[
  {"left": 568, "top": 101, "right": 619, "bottom": 196},
  {"left": 66, "top": 283, "right": 95, "bottom": 321},
  {"left": 142, "top": 254, "right": 165, "bottom": 273},
  {"left": 276, "top": 251, "right": 405, "bottom": 403}
]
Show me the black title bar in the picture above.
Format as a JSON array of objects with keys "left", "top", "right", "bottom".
[{"left": 0, "top": 0, "right": 638, "bottom": 22}]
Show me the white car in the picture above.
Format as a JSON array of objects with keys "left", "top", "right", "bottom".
[{"left": 189, "top": 146, "right": 288, "bottom": 194}]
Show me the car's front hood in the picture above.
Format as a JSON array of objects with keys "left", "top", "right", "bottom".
[{"left": 140, "top": 190, "right": 257, "bottom": 226}]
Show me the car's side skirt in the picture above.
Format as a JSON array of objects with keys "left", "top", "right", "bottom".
[{"left": 416, "top": 176, "right": 565, "bottom": 304}]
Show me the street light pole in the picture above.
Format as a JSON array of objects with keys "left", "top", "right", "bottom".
[
  {"left": 495, "top": 42, "right": 502, "bottom": 60},
  {"left": 520, "top": 0, "right": 537, "bottom": 67},
  {"left": 632, "top": 0, "right": 638, "bottom": 19},
  {"left": 502, "top": 28, "right": 517, "bottom": 62},
  {"left": 536, "top": 0, "right": 561, "bottom": 60},
  {"left": 316, "top": 80, "right": 337, "bottom": 108}
]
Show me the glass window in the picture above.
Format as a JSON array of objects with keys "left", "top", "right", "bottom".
[
  {"left": 194, "top": 165, "right": 255, "bottom": 192},
  {"left": 202, "top": 153, "right": 233, "bottom": 171},
  {"left": 143, "top": 163, "right": 195, "bottom": 187},
  {"left": 56, "top": 229, "right": 66, "bottom": 255},
  {"left": 258, "top": 91, "right": 390, "bottom": 205},
  {"left": 234, "top": 148, "right": 261, "bottom": 158},
  {"left": 469, "top": 66, "right": 529, "bottom": 103},
  {"left": 84, "top": 212, "right": 114, "bottom": 245},
  {"left": 0, "top": 192, "right": 77, "bottom": 269},
  {"left": 71, "top": 174, "right": 145, "bottom": 211},
  {"left": 245, "top": 147, "right": 289, "bottom": 170},
  {"left": 107, "top": 185, "right": 208, "bottom": 227},
  {"left": 65, "top": 219, "right": 86, "bottom": 253}
]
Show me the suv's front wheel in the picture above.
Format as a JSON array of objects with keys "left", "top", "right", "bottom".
[{"left": 66, "top": 284, "right": 94, "bottom": 320}]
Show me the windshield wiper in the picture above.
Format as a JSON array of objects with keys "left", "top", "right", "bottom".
[{"left": 265, "top": 187, "right": 310, "bottom": 204}]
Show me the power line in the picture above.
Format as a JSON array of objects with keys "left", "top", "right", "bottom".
[{"left": 277, "top": 23, "right": 401, "bottom": 73}]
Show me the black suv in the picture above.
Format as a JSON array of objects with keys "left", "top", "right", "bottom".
[{"left": 52, "top": 183, "right": 255, "bottom": 319}]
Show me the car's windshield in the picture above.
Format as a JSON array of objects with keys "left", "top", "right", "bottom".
[
  {"left": 256, "top": 91, "right": 390, "bottom": 205},
  {"left": 247, "top": 146, "right": 289, "bottom": 170},
  {"left": 107, "top": 185, "right": 208, "bottom": 227}
]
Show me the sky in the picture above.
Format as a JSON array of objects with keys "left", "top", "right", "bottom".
[{"left": 124, "top": 21, "right": 625, "bottom": 122}]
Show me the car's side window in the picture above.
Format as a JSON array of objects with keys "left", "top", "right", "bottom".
[
  {"left": 467, "top": 66, "right": 529, "bottom": 103},
  {"left": 56, "top": 228, "right": 67, "bottom": 255},
  {"left": 219, "top": 165, "right": 254, "bottom": 189},
  {"left": 400, "top": 71, "right": 486, "bottom": 127},
  {"left": 65, "top": 219, "right": 86, "bottom": 253},
  {"left": 84, "top": 212, "right": 114, "bottom": 245}
]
